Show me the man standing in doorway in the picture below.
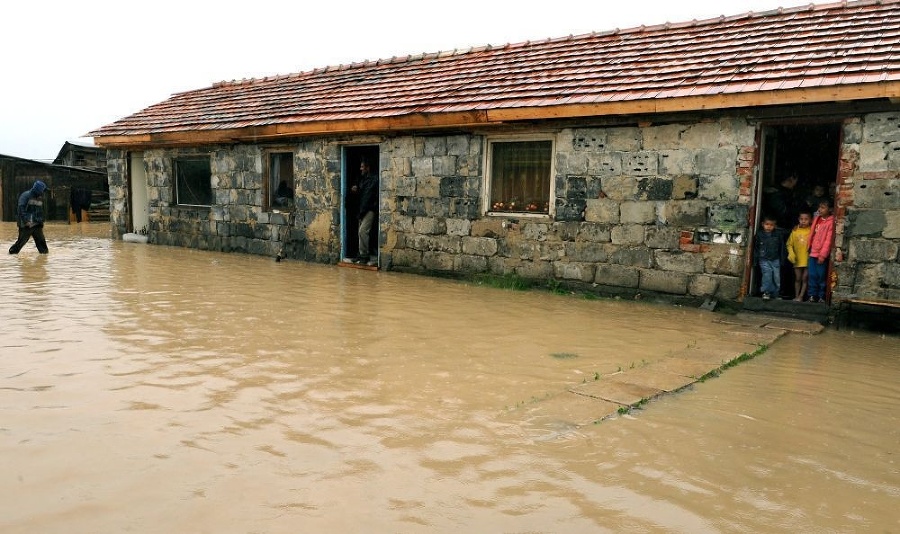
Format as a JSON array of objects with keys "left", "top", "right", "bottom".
[
  {"left": 8, "top": 180, "right": 50, "bottom": 254},
  {"left": 352, "top": 159, "right": 378, "bottom": 265}
]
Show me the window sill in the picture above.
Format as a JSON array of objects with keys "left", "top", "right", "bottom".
[{"left": 486, "top": 211, "right": 552, "bottom": 220}]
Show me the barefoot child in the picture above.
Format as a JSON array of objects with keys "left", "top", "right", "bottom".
[
  {"left": 786, "top": 210, "right": 812, "bottom": 301},
  {"left": 807, "top": 201, "right": 835, "bottom": 303}
]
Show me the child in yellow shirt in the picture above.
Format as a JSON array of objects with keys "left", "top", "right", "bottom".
[{"left": 786, "top": 210, "right": 812, "bottom": 301}]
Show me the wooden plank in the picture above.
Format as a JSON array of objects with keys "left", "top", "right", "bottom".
[{"left": 93, "top": 81, "right": 900, "bottom": 149}]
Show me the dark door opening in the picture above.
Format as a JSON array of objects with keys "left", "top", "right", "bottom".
[
  {"left": 341, "top": 145, "right": 380, "bottom": 263},
  {"left": 751, "top": 122, "right": 842, "bottom": 300}
]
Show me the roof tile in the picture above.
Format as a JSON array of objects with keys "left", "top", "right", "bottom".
[{"left": 90, "top": 0, "right": 900, "bottom": 138}]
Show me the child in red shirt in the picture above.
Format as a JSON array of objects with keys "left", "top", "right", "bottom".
[{"left": 807, "top": 201, "right": 834, "bottom": 303}]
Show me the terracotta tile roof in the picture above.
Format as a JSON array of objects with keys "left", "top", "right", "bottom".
[{"left": 90, "top": 0, "right": 900, "bottom": 142}]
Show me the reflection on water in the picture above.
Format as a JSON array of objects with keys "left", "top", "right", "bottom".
[{"left": 1, "top": 222, "right": 898, "bottom": 533}]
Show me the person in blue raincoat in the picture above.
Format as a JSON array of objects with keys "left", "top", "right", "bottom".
[{"left": 8, "top": 180, "right": 50, "bottom": 254}]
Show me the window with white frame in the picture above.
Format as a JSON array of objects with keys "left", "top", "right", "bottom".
[
  {"left": 266, "top": 151, "right": 294, "bottom": 211},
  {"left": 486, "top": 138, "right": 554, "bottom": 215},
  {"left": 174, "top": 156, "right": 212, "bottom": 206}
]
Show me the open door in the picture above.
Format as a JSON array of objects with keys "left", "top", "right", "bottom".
[
  {"left": 748, "top": 122, "right": 841, "bottom": 301},
  {"left": 127, "top": 152, "right": 149, "bottom": 235},
  {"left": 341, "top": 145, "right": 380, "bottom": 265}
]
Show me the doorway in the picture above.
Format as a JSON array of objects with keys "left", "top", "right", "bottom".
[
  {"left": 749, "top": 122, "right": 842, "bottom": 300},
  {"left": 127, "top": 152, "right": 149, "bottom": 235},
  {"left": 341, "top": 145, "right": 380, "bottom": 263}
]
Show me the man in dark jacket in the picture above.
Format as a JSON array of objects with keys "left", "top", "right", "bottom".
[
  {"left": 9, "top": 181, "right": 49, "bottom": 254},
  {"left": 352, "top": 159, "right": 378, "bottom": 265}
]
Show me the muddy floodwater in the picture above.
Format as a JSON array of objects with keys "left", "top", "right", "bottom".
[{"left": 2, "top": 222, "right": 898, "bottom": 533}]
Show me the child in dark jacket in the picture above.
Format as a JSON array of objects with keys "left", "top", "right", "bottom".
[{"left": 755, "top": 215, "right": 786, "bottom": 300}]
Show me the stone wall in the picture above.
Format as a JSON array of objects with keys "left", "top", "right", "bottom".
[
  {"left": 108, "top": 142, "right": 345, "bottom": 262},
  {"left": 382, "top": 118, "right": 757, "bottom": 301},
  {"left": 104, "top": 110, "right": 899, "bottom": 305},
  {"left": 833, "top": 112, "right": 900, "bottom": 300}
]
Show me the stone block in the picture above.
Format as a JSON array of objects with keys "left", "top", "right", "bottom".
[
  {"left": 516, "top": 260, "right": 554, "bottom": 279},
  {"left": 554, "top": 261, "right": 596, "bottom": 282},
  {"left": 849, "top": 239, "right": 899, "bottom": 262},
  {"left": 564, "top": 242, "right": 610, "bottom": 262},
  {"left": 413, "top": 217, "right": 446, "bottom": 235},
  {"left": 622, "top": 152, "right": 658, "bottom": 176},
  {"left": 393, "top": 175, "right": 416, "bottom": 196},
  {"left": 555, "top": 199, "right": 586, "bottom": 221},
  {"left": 864, "top": 112, "right": 900, "bottom": 143},
  {"left": 706, "top": 274, "right": 741, "bottom": 299},
  {"left": 611, "top": 224, "right": 645, "bottom": 245},
  {"left": 620, "top": 201, "right": 656, "bottom": 224},
  {"left": 461, "top": 236, "right": 498, "bottom": 256},
  {"left": 563, "top": 175, "right": 588, "bottom": 199},
  {"left": 587, "top": 153, "right": 622, "bottom": 175},
  {"left": 699, "top": 174, "right": 740, "bottom": 201},
  {"left": 416, "top": 175, "right": 440, "bottom": 198},
  {"left": 471, "top": 218, "right": 505, "bottom": 238},
  {"left": 445, "top": 218, "right": 471, "bottom": 236},
  {"left": 707, "top": 203, "right": 748, "bottom": 232},
  {"left": 423, "top": 137, "right": 447, "bottom": 156},
  {"left": 572, "top": 128, "right": 608, "bottom": 151},
  {"left": 584, "top": 198, "right": 620, "bottom": 223},
  {"left": 884, "top": 211, "right": 900, "bottom": 238},
  {"left": 446, "top": 135, "right": 470, "bottom": 156},
  {"left": 577, "top": 222, "right": 612, "bottom": 243},
  {"left": 457, "top": 254, "right": 488, "bottom": 272},
  {"left": 638, "top": 177, "right": 674, "bottom": 201},
  {"left": 422, "top": 251, "right": 455, "bottom": 271},
  {"left": 680, "top": 122, "right": 722, "bottom": 150},
  {"left": 439, "top": 176, "right": 466, "bottom": 197},
  {"left": 645, "top": 226, "right": 680, "bottom": 249},
  {"left": 659, "top": 150, "right": 696, "bottom": 175},
  {"left": 704, "top": 251, "right": 745, "bottom": 276},
  {"left": 843, "top": 119, "right": 863, "bottom": 144},
  {"left": 594, "top": 263, "right": 640, "bottom": 287},
  {"left": 654, "top": 250, "right": 705, "bottom": 273},
  {"left": 663, "top": 200, "right": 708, "bottom": 226},
  {"left": 847, "top": 209, "right": 887, "bottom": 237},
  {"left": 610, "top": 245, "right": 653, "bottom": 267},
  {"left": 601, "top": 175, "right": 640, "bottom": 201},
  {"left": 672, "top": 175, "right": 699, "bottom": 200},
  {"left": 696, "top": 148, "right": 736, "bottom": 175},
  {"left": 433, "top": 156, "right": 458, "bottom": 176},
  {"left": 642, "top": 124, "right": 684, "bottom": 150},
  {"left": 606, "top": 127, "right": 641, "bottom": 151},
  {"left": 859, "top": 141, "right": 889, "bottom": 172},
  {"left": 557, "top": 152, "right": 589, "bottom": 175},
  {"left": 853, "top": 178, "right": 900, "bottom": 209},
  {"left": 523, "top": 222, "right": 551, "bottom": 241},
  {"left": 688, "top": 274, "right": 719, "bottom": 296},
  {"left": 639, "top": 269, "right": 690, "bottom": 294}
]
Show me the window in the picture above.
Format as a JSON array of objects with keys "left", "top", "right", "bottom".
[
  {"left": 266, "top": 151, "right": 294, "bottom": 211},
  {"left": 486, "top": 138, "right": 554, "bottom": 215},
  {"left": 174, "top": 157, "right": 212, "bottom": 206}
]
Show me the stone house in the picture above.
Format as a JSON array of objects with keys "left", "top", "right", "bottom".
[{"left": 89, "top": 1, "right": 900, "bottom": 308}]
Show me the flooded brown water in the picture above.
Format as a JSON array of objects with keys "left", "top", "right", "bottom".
[{"left": 2, "top": 222, "right": 898, "bottom": 533}]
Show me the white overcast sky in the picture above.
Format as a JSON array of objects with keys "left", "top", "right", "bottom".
[{"left": 2, "top": 0, "right": 796, "bottom": 161}]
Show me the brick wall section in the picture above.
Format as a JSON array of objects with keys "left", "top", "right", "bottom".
[{"left": 833, "top": 112, "right": 900, "bottom": 300}]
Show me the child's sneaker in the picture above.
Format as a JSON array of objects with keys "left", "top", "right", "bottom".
[{"left": 762, "top": 293, "right": 771, "bottom": 300}]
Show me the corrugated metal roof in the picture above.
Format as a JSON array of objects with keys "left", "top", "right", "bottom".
[{"left": 90, "top": 0, "right": 900, "bottom": 141}]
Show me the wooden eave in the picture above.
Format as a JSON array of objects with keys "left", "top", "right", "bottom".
[{"left": 92, "top": 82, "right": 900, "bottom": 149}]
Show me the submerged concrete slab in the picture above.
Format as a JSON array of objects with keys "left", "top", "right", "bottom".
[{"left": 507, "top": 314, "right": 824, "bottom": 432}]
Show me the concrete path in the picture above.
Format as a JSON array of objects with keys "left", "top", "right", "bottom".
[{"left": 507, "top": 313, "right": 824, "bottom": 433}]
